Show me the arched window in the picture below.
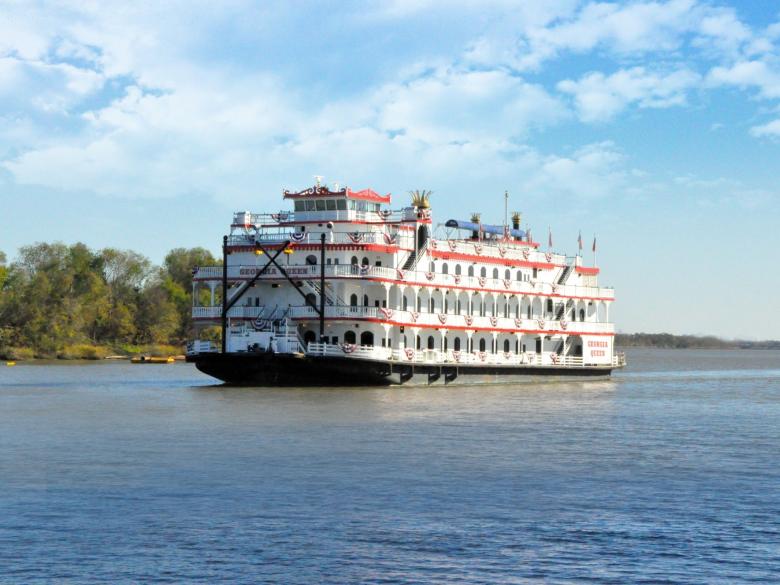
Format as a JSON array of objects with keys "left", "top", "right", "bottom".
[
  {"left": 402, "top": 296, "right": 408, "bottom": 310},
  {"left": 350, "top": 294, "right": 358, "bottom": 307},
  {"left": 479, "top": 338, "right": 486, "bottom": 352},
  {"left": 454, "top": 337, "right": 461, "bottom": 351},
  {"left": 306, "top": 255, "right": 317, "bottom": 265},
  {"left": 361, "top": 257, "right": 369, "bottom": 266},
  {"left": 442, "top": 263, "right": 448, "bottom": 275},
  {"left": 427, "top": 336, "right": 435, "bottom": 350},
  {"left": 457, "top": 300, "right": 461, "bottom": 314},
  {"left": 468, "top": 266, "right": 474, "bottom": 277},
  {"left": 493, "top": 268, "right": 499, "bottom": 279},
  {"left": 416, "top": 297, "right": 422, "bottom": 312},
  {"left": 444, "top": 338, "right": 448, "bottom": 351},
  {"left": 363, "top": 294, "right": 369, "bottom": 306},
  {"left": 580, "top": 309, "right": 585, "bottom": 321},
  {"left": 517, "top": 270, "right": 523, "bottom": 281},
  {"left": 455, "top": 264, "right": 461, "bottom": 276},
  {"left": 344, "top": 330, "right": 356, "bottom": 344},
  {"left": 304, "top": 330, "right": 316, "bottom": 345},
  {"left": 503, "top": 339, "right": 510, "bottom": 352},
  {"left": 504, "top": 301, "right": 509, "bottom": 318},
  {"left": 480, "top": 267, "right": 486, "bottom": 277},
  {"left": 305, "top": 293, "right": 317, "bottom": 307},
  {"left": 351, "top": 256, "right": 358, "bottom": 265},
  {"left": 360, "top": 331, "right": 374, "bottom": 346},
  {"left": 416, "top": 335, "right": 421, "bottom": 349},
  {"left": 444, "top": 298, "right": 449, "bottom": 313},
  {"left": 505, "top": 269, "right": 510, "bottom": 279}
]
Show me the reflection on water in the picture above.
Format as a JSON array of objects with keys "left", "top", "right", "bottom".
[{"left": 1, "top": 349, "right": 779, "bottom": 583}]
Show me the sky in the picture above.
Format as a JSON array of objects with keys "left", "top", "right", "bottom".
[{"left": 1, "top": 0, "right": 779, "bottom": 339}]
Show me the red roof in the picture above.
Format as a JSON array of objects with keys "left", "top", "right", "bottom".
[
  {"left": 346, "top": 188, "right": 391, "bottom": 204},
  {"left": 283, "top": 185, "right": 391, "bottom": 204}
]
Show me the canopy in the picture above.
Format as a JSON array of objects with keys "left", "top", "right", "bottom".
[{"left": 445, "top": 219, "right": 526, "bottom": 239}]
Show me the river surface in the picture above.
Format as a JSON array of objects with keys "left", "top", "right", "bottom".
[{"left": 1, "top": 349, "right": 779, "bottom": 584}]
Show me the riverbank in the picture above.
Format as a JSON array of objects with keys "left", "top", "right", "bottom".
[
  {"left": 616, "top": 333, "right": 780, "bottom": 350},
  {"left": 1, "top": 343, "right": 184, "bottom": 361}
]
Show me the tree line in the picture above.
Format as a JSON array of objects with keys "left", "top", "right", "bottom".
[{"left": 0, "top": 243, "right": 219, "bottom": 358}]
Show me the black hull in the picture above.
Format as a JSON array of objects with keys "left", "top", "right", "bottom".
[{"left": 187, "top": 352, "right": 615, "bottom": 386}]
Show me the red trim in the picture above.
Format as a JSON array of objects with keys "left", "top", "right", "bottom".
[
  {"left": 282, "top": 187, "right": 391, "bottom": 204},
  {"left": 430, "top": 248, "right": 561, "bottom": 270},
  {"left": 227, "top": 244, "right": 410, "bottom": 254},
  {"left": 576, "top": 266, "right": 600, "bottom": 275}
]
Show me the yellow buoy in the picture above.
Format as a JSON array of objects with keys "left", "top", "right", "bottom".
[{"left": 6, "top": 361, "right": 16, "bottom": 366}]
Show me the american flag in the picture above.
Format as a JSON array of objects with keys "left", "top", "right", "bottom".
[{"left": 592, "top": 236, "right": 597, "bottom": 253}]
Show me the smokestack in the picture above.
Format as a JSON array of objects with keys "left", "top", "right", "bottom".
[{"left": 512, "top": 212, "right": 522, "bottom": 239}]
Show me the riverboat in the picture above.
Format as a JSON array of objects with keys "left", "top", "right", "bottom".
[{"left": 186, "top": 181, "right": 625, "bottom": 385}]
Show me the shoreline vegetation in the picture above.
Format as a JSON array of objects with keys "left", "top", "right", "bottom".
[
  {"left": 616, "top": 333, "right": 780, "bottom": 350},
  {"left": 2, "top": 243, "right": 778, "bottom": 361},
  {"left": 0, "top": 243, "right": 220, "bottom": 361}
]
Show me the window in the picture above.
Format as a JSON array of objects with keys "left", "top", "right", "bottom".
[
  {"left": 294, "top": 201, "right": 305, "bottom": 211},
  {"left": 315, "top": 200, "right": 326, "bottom": 211},
  {"left": 375, "top": 261, "right": 382, "bottom": 267},
  {"left": 363, "top": 294, "right": 369, "bottom": 306},
  {"left": 345, "top": 330, "right": 356, "bottom": 344},
  {"left": 325, "top": 199, "right": 335, "bottom": 210},
  {"left": 334, "top": 258, "right": 339, "bottom": 265},
  {"left": 442, "top": 263, "right": 448, "bottom": 275},
  {"left": 361, "top": 257, "right": 369, "bottom": 266},
  {"left": 444, "top": 338, "right": 448, "bottom": 351},
  {"left": 468, "top": 266, "right": 474, "bottom": 277},
  {"left": 533, "top": 268, "right": 538, "bottom": 278},
  {"left": 348, "top": 200, "right": 356, "bottom": 210},
  {"left": 332, "top": 336, "right": 338, "bottom": 345},
  {"left": 505, "top": 269, "right": 510, "bottom": 279},
  {"left": 455, "top": 265, "right": 461, "bottom": 276},
  {"left": 403, "top": 296, "right": 408, "bottom": 310},
  {"left": 480, "top": 267, "right": 486, "bottom": 277},
  {"left": 493, "top": 268, "right": 499, "bottom": 279},
  {"left": 351, "top": 256, "right": 358, "bottom": 265},
  {"left": 304, "top": 331, "right": 316, "bottom": 344},
  {"left": 305, "top": 293, "right": 317, "bottom": 307},
  {"left": 517, "top": 271, "right": 523, "bottom": 281},
  {"left": 337, "top": 199, "right": 347, "bottom": 210},
  {"left": 360, "top": 331, "right": 374, "bottom": 346},
  {"left": 305, "top": 200, "right": 315, "bottom": 211},
  {"left": 350, "top": 294, "right": 358, "bottom": 306},
  {"left": 580, "top": 309, "right": 585, "bottom": 321},
  {"left": 417, "top": 297, "right": 421, "bottom": 312},
  {"left": 546, "top": 299, "right": 553, "bottom": 313},
  {"left": 427, "top": 336, "right": 435, "bottom": 350},
  {"left": 504, "top": 339, "right": 510, "bottom": 352},
  {"left": 457, "top": 300, "right": 461, "bottom": 314},
  {"left": 306, "top": 255, "right": 317, "bottom": 265},
  {"left": 479, "top": 338, "right": 486, "bottom": 352},
  {"left": 454, "top": 337, "right": 461, "bottom": 351},
  {"left": 444, "top": 299, "right": 449, "bottom": 313},
  {"left": 416, "top": 335, "right": 421, "bottom": 349}
]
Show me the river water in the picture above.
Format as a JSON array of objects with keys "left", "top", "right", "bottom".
[{"left": 1, "top": 349, "right": 779, "bottom": 584}]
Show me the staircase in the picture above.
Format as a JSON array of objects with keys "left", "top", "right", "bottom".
[
  {"left": 301, "top": 280, "right": 344, "bottom": 306},
  {"left": 555, "top": 299, "right": 574, "bottom": 320},
  {"left": 402, "top": 240, "right": 428, "bottom": 271},
  {"left": 557, "top": 264, "right": 574, "bottom": 285}
]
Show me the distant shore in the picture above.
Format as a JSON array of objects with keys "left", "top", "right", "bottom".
[{"left": 616, "top": 333, "right": 780, "bottom": 350}]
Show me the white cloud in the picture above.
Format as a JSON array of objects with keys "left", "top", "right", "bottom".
[
  {"left": 707, "top": 60, "right": 780, "bottom": 99},
  {"left": 558, "top": 67, "right": 700, "bottom": 122},
  {"left": 750, "top": 119, "right": 780, "bottom": 138}
]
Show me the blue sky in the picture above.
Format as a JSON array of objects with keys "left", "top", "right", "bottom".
[{"left": 1, "top": 0, "right": 779, "bottom": 339}]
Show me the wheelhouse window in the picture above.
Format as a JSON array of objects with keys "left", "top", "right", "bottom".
[
  {"left": 294, "top": 201, "right": 305, "bottom": 211},
  {"left": 305, "top": 200, "right": 315, "bottom": 211},
  {"left": 336, "top": 199, "right": 347, "bottom": 210},
  {"left": 326, "top": 199, "right": 336, "bottom": 210},
  {"left": 315, "top": 200, "right": 326, "bottom": 211}
]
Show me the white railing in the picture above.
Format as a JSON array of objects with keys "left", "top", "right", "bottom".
[
  {"left": 304, "top": 342, "right": 619, "bottom": 368},
  {"left": 287, "top": 305, "right": 614, "bottom": 334},
  {"left": 235, "top": 208, "right": 413, "bottom": 226},
  {"left": 193, "top": 263, "right": 614, "bottom": 302},
  {"left": 186, "top": 340, "right": 218, "bottom": 355},
  {"left": 192, "top": 306, "right": 265, "bottom": 319}
]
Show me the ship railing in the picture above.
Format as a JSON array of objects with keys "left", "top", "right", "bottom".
[
  {"left": 191, "top": 263, "right": 615, "bottom": 301},
  {"left": 236, "top": 209, "right": 411, "bottom": 226},
  {"left": 186, "top": 340, "right": 219, "bottom": 355},
  {"left": 304, "top": 343, "right": 616, "bottom": 368},
  {"left": 192, "top": 306, "right": 266, "bottom": 320}
]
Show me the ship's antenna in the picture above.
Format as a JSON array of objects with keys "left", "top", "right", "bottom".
[{"left": 504, "top": 190, "right": 508, "bottom": 239}]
